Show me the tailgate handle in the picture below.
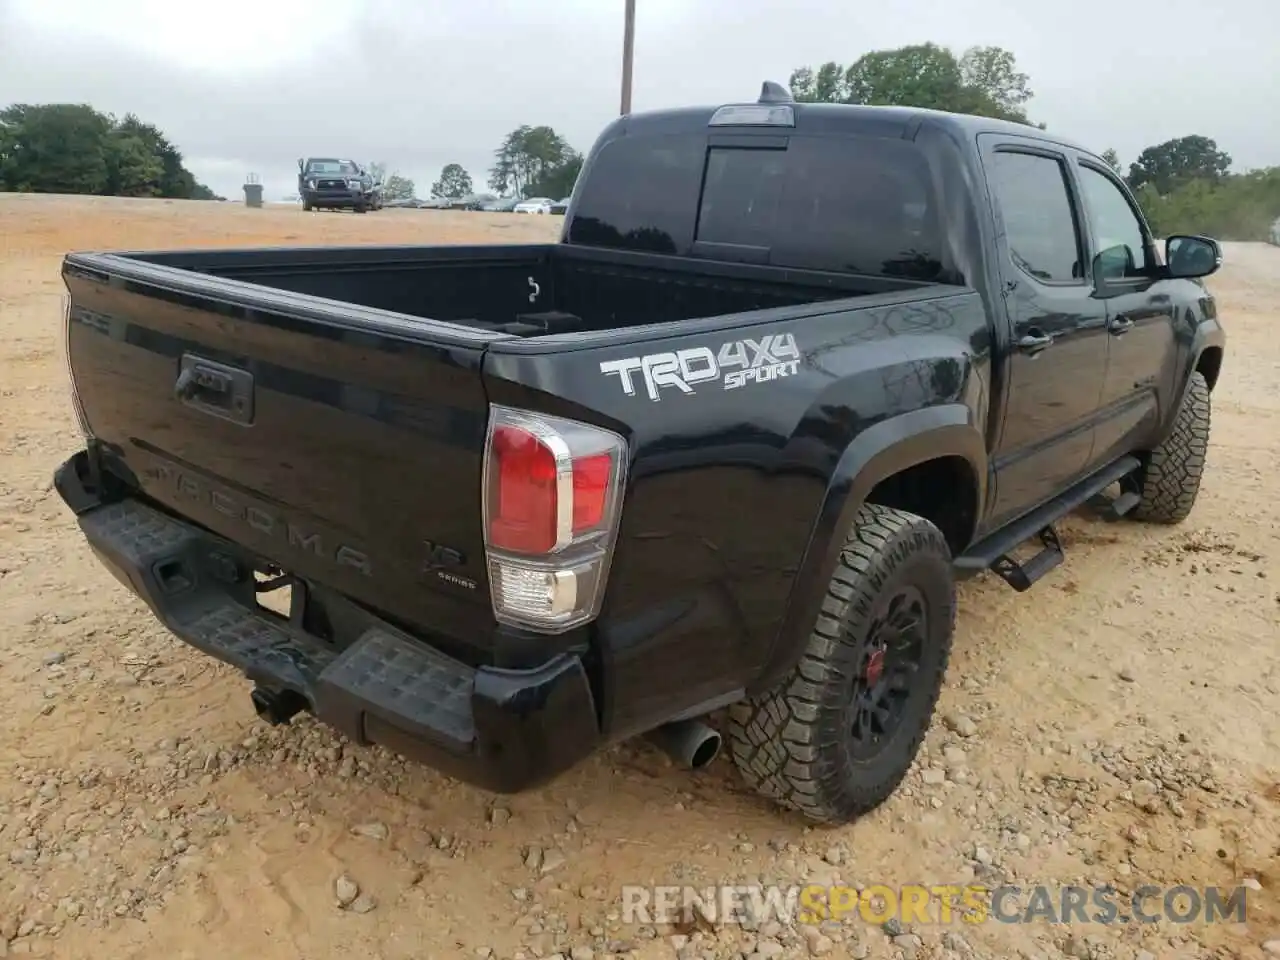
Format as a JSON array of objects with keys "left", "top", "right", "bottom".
[{"left": 175, "top": 354, "right": 255, "bottom": 425}]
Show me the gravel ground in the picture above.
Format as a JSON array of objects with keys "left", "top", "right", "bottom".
[{"left": 1, "top": 195, "right": 1278, "bottom": 960}]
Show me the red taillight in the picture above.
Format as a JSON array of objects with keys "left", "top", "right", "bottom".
[
  {"left": 488, "top": 424, "right": 560, "bottom": 554},
  {"left": 482, "top": 406, "right": 628, "bottom": 633},
  {"left": 571, "top": 453, "right": 612, "bottom": 534},
  {"left": 486, "top": 426, "right": 617, "bottom": 553}
]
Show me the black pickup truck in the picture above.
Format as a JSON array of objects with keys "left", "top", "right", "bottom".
[
  {"left": 298, "top": 157, "right": 381, "bottom": 213},
  {"left": 53, "top": 83, "right": 1225, "bottom": 824}
]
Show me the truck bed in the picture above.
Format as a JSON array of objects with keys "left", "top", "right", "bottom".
[{"left": 123, "top": 242, "right": 935, "bottom": 337}]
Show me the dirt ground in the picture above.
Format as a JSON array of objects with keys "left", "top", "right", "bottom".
[{"left": 1, "top": 195, "right": 1277, "bottom": 960}]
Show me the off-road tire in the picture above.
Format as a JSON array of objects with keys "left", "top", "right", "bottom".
[
  {"left": 302, "top": 201, "right": 313, "bottom": 212},
  {"left": 1131, "top": 371, "right": 1210, "bottom": 524},
  {"left": 727, "top": 503, "right": 955, "bottom": 824}
]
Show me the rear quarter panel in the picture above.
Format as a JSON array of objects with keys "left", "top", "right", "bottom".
[{"left": 483, "top": 288, "right": 991, "bottom": 739}]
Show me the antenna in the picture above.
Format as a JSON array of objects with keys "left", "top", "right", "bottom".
[{"left": 758, "top": 81, "right": 794, "bottom": 104}]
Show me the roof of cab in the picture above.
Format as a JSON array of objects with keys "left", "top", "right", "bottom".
[{"left": 606, "top": 91, "right": 1093, "bottom": 159}]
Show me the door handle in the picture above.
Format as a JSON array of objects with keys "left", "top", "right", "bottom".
[
  {"left": 1108, "top": 316, "right": 1135, "bottom": 335},
  {"left": 1018, "top": 331, "right": 1054, "bottom": 355}
]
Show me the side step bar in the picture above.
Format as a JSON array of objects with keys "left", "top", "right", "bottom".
[
  {"left": 990, "top": 526, "right": 1063, "bottom": 592},
  {"left": 1085, "top": 488, "right": 1142, "bottom": 522},
  {"left": 955, "top": 455, "right": 1142, "bottom": 591}
]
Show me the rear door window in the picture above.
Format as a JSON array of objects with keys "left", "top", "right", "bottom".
[{"left": 984, "top": 150, "right": 1084, "bottom": 284}]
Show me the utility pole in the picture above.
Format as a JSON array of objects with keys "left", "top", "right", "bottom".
[{"left": 620, "top": 0, "right": 636, "bottom": 115}]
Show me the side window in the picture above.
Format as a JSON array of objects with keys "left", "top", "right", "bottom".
[
  {"left": 1077, "top": 165, "right": 1150, "bottom": 280},
  {"left": 986, "top": 151, "right": 1083, "bottom": 284}
]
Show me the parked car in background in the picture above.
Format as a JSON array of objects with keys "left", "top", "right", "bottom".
[
  {"left": 1270, "top": 216, "right": 1280, "bottom": 246},
  {"left": 481, "top": 197, "right": 520, "bottom": 213},
  {"left": 446, "top": 194, "right": 497, "bottom": 211},
  {"left": 514, "top": 197, "right": 554, "bottom": 214},
  {"left": 549, "top": 198, "right": 570, "bottom": 215}
]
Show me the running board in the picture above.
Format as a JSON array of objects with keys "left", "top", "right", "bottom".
[
  {"left": 1085, "top": 488, "right": 1142, "bottom": 522},
  {"left": 989, "top": 525, "right": 1063, "bottom": 592},
  {"left": 955, "top": 455, "right": 1142, "bottom": 589}
]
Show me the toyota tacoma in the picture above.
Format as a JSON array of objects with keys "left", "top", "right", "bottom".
[
  {"left": 298, "top": 157, "right": 381, "bottom": 213},
  {"left": 53, "top": 83, "right": 1225, "bottom": 823}
]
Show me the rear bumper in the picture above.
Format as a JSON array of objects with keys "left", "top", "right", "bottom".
[{"left": 53, "top": 451, "right": 601, "bottom": 793}]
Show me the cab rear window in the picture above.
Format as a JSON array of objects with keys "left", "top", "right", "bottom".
[{"left": 567, "top": 132, "right": 947, "bottom": 282}]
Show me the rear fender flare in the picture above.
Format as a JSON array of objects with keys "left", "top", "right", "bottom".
[{"left": 752, "top": 404, "right": 986, "bottom": 693}]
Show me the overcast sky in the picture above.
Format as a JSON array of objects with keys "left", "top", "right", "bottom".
[{"left": 0, "top": 0, "right": 1275, "bottom": 200}]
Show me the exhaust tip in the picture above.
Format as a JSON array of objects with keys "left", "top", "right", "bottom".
[
  {"left": 689, "top": 730, "right": 722, "bottom": 769},
  {"left": 645, "top": 719, "right": 722, "bottom": 770}
]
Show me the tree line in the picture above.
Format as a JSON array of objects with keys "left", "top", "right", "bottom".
[
  {"left": 426, "top": 43, "right": 1275, "bottom": 239},
  {"left": 787, "top": 43, "right": 1277, "bottom": 241},
  {"left": 1121, "top": 136, "right": 1280, "bottom": 241},
  {"left": 425, "top": 125, "right": 584, "bottom": 203},
  {"left": 0, "top": 103, "right": 219, "bottom": 199},
  {"left": 788, "top": 43, "right": 1280, "bottom": 241}
]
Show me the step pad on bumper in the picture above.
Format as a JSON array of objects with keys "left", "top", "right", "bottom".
[
  {"left": 323, "top": 626, "right": 475, "bottom": 743},
  {"left": 80, "top": 499, "right": 476, "bottom": 749},
  {"left": 81, "top": 498, "right": 189, "bottom": 566}
]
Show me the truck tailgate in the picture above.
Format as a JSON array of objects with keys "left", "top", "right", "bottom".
[{"left": 62, "top": 256, "right": 500, "bottom": 657}]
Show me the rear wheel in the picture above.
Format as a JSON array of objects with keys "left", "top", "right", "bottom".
[
  {"left": 1130, "top": 371, "right": 1210, "bottom": 524},
  {"left": 727, "top": 503, "right": 955, "bottom": 824}
]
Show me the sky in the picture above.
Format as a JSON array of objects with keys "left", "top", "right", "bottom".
[{"left": 0, "top": 0, "right": 1276, "bottom": 201}]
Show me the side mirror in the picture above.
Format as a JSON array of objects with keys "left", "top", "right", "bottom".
[{"left": 1165, "top": 235, "right": 1222, "bottom": 279}]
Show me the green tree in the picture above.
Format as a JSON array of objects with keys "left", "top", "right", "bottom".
[
  {"left": 789, "top": 62, "right": 849, "bottom": 104},
  {"left": 1127, "top": 135, "right": 1232, "bottom": 195},
  {"left": 527, "top": 154, "right": 581, "bottom": 200},
  {"left": 105, "top": 132, "right": 163, "bottom": 196},
  {"left": 0, "top": 103, "right": 216, "bottom": 198},
  {"left": 0, "top": 103, "right": 112, "bottom": 193},
  {"left": 430, "top": 163, "right": 473, "bottom": 199},
  {"left": 1134, "top": 165, "right": 1280, "bottom": 241},
  {"left": 789, "top": 43, "right": 1036, "bottom": 124},
  {"left": 1100, "top": 148, "right": 1122, "bottom": 173},
  {"left": 383, "top": 173, "right": 415, "bottom": 201},
  {"left": 958, "top": 46, "right": 1033, "bottom": 120},
  {"left": 488, "top": 125, "right": 580, "bottom": 198}
]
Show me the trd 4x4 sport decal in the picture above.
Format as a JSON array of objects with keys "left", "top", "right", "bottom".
[{"left": 599, "top": 333, "right": 801, "bottom": 402}]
